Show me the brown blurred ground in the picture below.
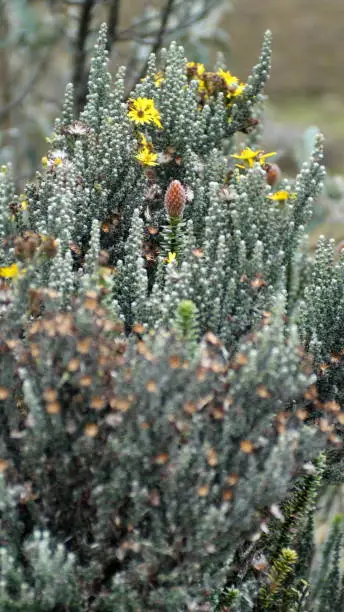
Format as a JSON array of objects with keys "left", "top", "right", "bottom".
[
  {"left": 214, "top": 0, "right": 344, "bottom": 190},
  {"left": 224, "top": 0, "right": 344, "bottom": 243},
  {"left": 226, "top": 0, "right": 344, "bottom": 98}
]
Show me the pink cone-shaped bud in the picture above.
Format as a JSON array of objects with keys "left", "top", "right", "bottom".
[{"left": 164, "top": 180, "right": 186, "bottom": 218}]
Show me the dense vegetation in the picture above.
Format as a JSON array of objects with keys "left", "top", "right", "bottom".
[{"left": 0, "top": 24, "right": 344, "bottom": 611}]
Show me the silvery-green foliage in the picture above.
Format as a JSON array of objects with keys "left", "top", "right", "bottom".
[
  {"left": 0, "top": 21, "right": 344, "bottom": 612},
  {"left": 0, "top": 547, "right": 35, "bottom": 607},
  {"left": 0, "top": 288, "right": 330, "bottom": 610},
  {"left": 83, "top": 218, "right": 101, "bottom": 278},
  {"left": 229, "top": 30, "right": 272, "bottom": 136},
  {"left": 10, "top": 26, "right": 271, "bottom": 285},
  {"left": 311, "top": 515, "right": 344, "bottom": 611},
  {"left": 1, "top": 23, "right": 275, "bottom": 329},
  {"left": 47, "top": 242, "right": 74, "bottom": 308},
  {"left": 55, "top": 82, "right": 75, "bottom": 134},
  {"left": 299, "top": 236, "right": 344, "bottom": 362},
  {"left": 284, "top": 134, "right": 325, "bottom": 257},
  {"left": 0, "top": 476, "right": 78, "bottom": 610},
  {"left": 297, "top": 235, "right": 344, "bottom": 418},
  {"left": 0, "top": 165, "right": 15, "bottom": 246},
  {"left": 116, "top": 208, "right": 149, "bottom": 328},
  {"left": 24, "top": 530, "right": 78, "bottom": 609}
]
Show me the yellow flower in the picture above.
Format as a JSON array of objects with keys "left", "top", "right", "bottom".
[
  {"left": 0, "top": 263, "right": 20, "bottom": 278},
  {"left": 231, "top": 147, "right": 276, "bottom": 169},
  {"left": 128, "top": 98, "right": 163, "bottom": 129},
  {"left": 150, "top": 110, "right": 163, "bottom": 129},
  {"left": 258, "top": 151, "right": 277, "bottom": 165},
  {"left": 154, "top": 71, "right": 164, "bottom": 87},
  {"left": 135, "top": 147, "right": 159, "bottom": 166},
  {"left": 186, "top": 62, "right": 205, "bottom": 77},
  {"left": 20, "top": 200, "right": 29, "bottom": 211},
  {"left": 166, "top": 252, "right": 177, "bottom": 264},
  {"left": 135, "top": 133, "right": 159, "bottom": 166},
  {"left": 217, "top": 69, "right": 239, "bottom": 88},
  {"left": 42, "top": 153, "right": 66, "bottom": 169},
  {"left": 228, "top": 81, "right": 246, "bottom": 99},
  {"left": 197, "top": 79, "right": 208, "bottom": 95},
  {"left": 231, "top": 147, "right": 262, "bottom": 169},
  {"left": 138, "top": 132, "right": 148, "bottom": 147},
  {"left": 267, "top": 190, "right": 297, "bottom": 202},
  {"left": 140, "top": 72, "right": 164, "bottom": 87}
]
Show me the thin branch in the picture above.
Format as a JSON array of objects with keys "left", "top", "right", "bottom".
[
  {"left": 119, "top": 0, "right": 220, "bottom": 43},
  {"left": 0, "top": 45, "right": 57, "bottom": 122},
  {"left": 0, "top": 62, "right": 42, "bottom": 121},
  {"left": 71, "top": 0, "right": 220, "bottom": 110},
  {"left": 0, "top": 0, "right": 11, "bottom": 129},
  {"left": 118, "top": 0, "right": 219, "bottom": 40},
  {"left": 106, "top": 0, "right": 121, "bottom": 54},
  {"left": 147, "top": 0, "right": 176, "bottom": 55},
  {"left": 64, "top": 0, "right": 92, "bottom": 5},
  {"left": 116, "top": 1, "right": 219, "bottom": 48},
  {"left": 117, "top": 0, "right": 185, "bottom": 39},
  {"left": 72, "top": 0, "right": 96, "bottom": 114},
  {"left": 134, "top": 0, "right": 176, "bottom": 86}
]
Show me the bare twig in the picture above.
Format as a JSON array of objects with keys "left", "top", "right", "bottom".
[
  {"left": 73, "top": 0, "right": 96, "bottom": 114},
  {"left": 117, "top": 0, "right": 184, "bottom": 39},
  {"left": 148, "top": 0, "right": 176, "bottom": 56},
  {"left": 0, "top": 3, "right": 62, "bottom": 126},
  {"left": 0, "top": 0, "right": 11, "bottom": 132},
  {"left": 118, "top": 0, "right": 220, "bottom": 43},
  {"left": 106, "top": 0, "right": 121, "bottom": 54},
  {"left": 134, "top": 0, "right": 176, "bottom": 87},
  {"left": 0, "top": 52, "right": 55, "bottom": 122},
  {"left": 69, "top": 0, "right": 220, "bottom": 110}
]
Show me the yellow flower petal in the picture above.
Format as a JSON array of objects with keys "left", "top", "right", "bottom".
[
  {"left": 166, "top": 252, "right": 177, "bottom": 264},
  {"left": 217, "top": 68, "right": 239, "bottom": 88},
  {"left": 228, "top": 81, "right": 246, "bottom": 98},
  {"left": 231, "top": 148, "right": 276, "bottom": 169},
  {"left": 138, "top": 132, "right": 149, "bottom": 148},
  {"left": 267, "top": 190, "right": 296, "bottom": 202},
  {"left": 154, "top": 71, "right": 164, "bottom": 87},
  {"left": 231, "top": 148, "right": 262, "bottom": 168},
  {"left": 135, "top": 147, "right": 159, "bottom": 166},
  {"left": 186, "top": 62, "right": 205, "bottom": 77},
  {"left": 259, "top": 151, "right": 276, "bottom": 165},
  {"left": 0, "top": 263, "right": 20, "bottom": 278}
]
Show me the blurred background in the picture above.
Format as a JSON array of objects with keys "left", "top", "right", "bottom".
[
  {"left": 228, "top": 0, "right": 344, "bottom": 247},
  {"left": 1, "top": 0, "right": 344, "bottom": 243}
]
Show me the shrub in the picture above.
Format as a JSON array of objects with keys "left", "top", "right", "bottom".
[{"left": 0, "top": 23, "right": 344, "bottom": 611}]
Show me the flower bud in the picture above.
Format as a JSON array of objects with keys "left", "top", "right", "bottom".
[
  {"left": 14, "top": 232, "right": 40, "bottom": 261},
  {"left": 164, "top": 180, "right": 186, "bottom": 218},
  {"left": 265, "top": 163, "right": 281, "bottom": 187}
]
